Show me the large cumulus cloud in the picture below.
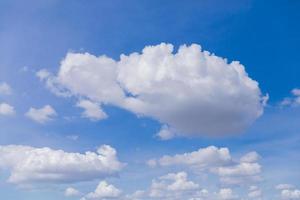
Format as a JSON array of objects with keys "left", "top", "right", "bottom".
[{"left": 39, "top": 43, "right": 266, "bottom": 138}]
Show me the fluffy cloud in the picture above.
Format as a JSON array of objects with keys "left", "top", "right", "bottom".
[
  {"left": 240, "top": 151, "right": 260, "bottom": 163},
  {"left": 76, "top": 100, "right": 108, "bottom": 121},
  {"left": 149, "top": 171, "right": 200, "bottom": 199},
  {"left": 147, "top": 146, "right": 231, "bottom": 169},
  {"left": 36, "top": 69, "right": 51, "bottom": 80},
  {"left": 65, "top": 187, "right": 81, "bottom": 197},
  {"left": 280, "top": 88, "right": 300, "bottom": 106},
  {"left": 217, "top": 188, "right": 238, "bottom": 200},
  {"left": 82, "top": 181, "right": 121, "bottom": 200},
  {"left": 123, "top": 171, "right": 206, "bottom": 200},
  {"left": 156, "top": 125, "right": 175, "bottom": 140},
  {"left": 39, "top": 43, "right": 266, "bottom": 138},
  {"left": 281, "top": 189, "right": 300, "bottom": 200},
  {"left": 0, "top": 82, "right": 12, "bottom": 95},
  {"left": 215, "top": 162, "right": 262, "bottom": 185},
  {"left": 148, "top": 146, "right": 262, "bottom": 186},
  {"left": 0, "top": 103, "right": 15, "bottom": 116},
  {"left": 212, "top": 151, "right": 262, "bottom": 185},
  {"left": 125, "top": 190, "right": 145, "bottom": 200},
  {"left": 0, "top": 145, "right": 125, "bottom": 185},
  {"left": 25, "top": 105, "right": 56, "bottom": 123}
]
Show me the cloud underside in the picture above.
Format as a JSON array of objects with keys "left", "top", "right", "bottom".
[{"left": 39, "top": 43, "right": 265, "bottom": 138}]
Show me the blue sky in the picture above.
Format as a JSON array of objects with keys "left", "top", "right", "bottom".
[{"left": 0, "top": 0, "right": 299, "bottom": 200}]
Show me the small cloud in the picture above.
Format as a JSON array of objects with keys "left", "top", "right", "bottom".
[
  {"left": 281, "top": 189, "right": 300, "bottom": 200},
  {"left": 25, "top": 105, "right": 57, "bottom": 123},
  {"left": 218, "top": 188, "right": 239, "bottom": 200},
  {"left": 156, "top": 125, "right": 175, "bottom": 140},
  {"left": 83, "top": 181, "right": 121, "bottom": 200},
  {"left": 146, "top": 159, "right": 157, "bottom": 168},
  {"left": 280, "top": 88, "right": 300, "bottom": 107},
  {"left": 36, "top": 69, "right": 51, "bottom": 80},
  {"left": 64, "top": 187, "right": 81, "bottom": 197},
  {"left": 0, "top": 103, "right": 15, "bottom": 116},
  {"left": 0, "top": 82, "right": 12, "bottom": 95},
  {"left": 248, "top": 185, "right": 262, "bottom": 199},
  {"left": 149, "top": 172, "right": 199, "bottom": 199},
  {"left": 76, "top": 100, "right": 107, "bottom": 121},
  {"left": 276, "top": 184, "right": 295, "bottom": 190},
  {"left": 66, "top": 135, "right": 79, "bottom": 141},
  {"left": 240, "top": 151, "right": 260, "bottom": 163}
]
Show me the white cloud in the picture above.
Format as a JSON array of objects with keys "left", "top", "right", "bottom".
[
  {"left": 83, "top": 181, "right": 121, "bottom": 200},
  {"left": 122, "top": 171, "right": 210, "bottom": 200},
  {"left": 240, "top": 151, "right": 260, "bottom": 163},
  {"left": 148, "top": 147, "right": 262, "bottom": 186},
  {"left": 149, "top": 146, "right": 231, "bottom": 170},
  {"left": 149, "top": 171, "right": 199, "bottom": 199},
  {"left": 276, "top": 184, "right": 295, "bottom": 190},
  {"left": 39, "top": 43, "right": 266, "bottom": 138},
  {"left": 214, "top": 153, "right": 262, "bottom": 185},
  {"left": 0, "top": 82, "right": 12, "bottom": 95},
  {"left": 215, "top": 162, "right": 261, "bottom": 178},
  {"left": 36, "top": 69, "right": 51, "bottom": 80},
  {"left": 36, "top": 69, "right": 72, "bottom": 97},
  {"left": 125, "top": 190, "right": 145, "bottom": 200},
  {"left": 280, "top": 88, "right": 300, "bottom": 106},
  {"left": 217, "top": 188, "right": 238, "bottom": 200},
  {"left": 76, "top": 100, "right": 107, "bottom": 121},
  {"left": 293, "top": 88, "right": 300, "bottom": 96},
  {"left": 248, "top": 185, "right": 262, "bottom": 199},
  {"left": 156, "top": 125, "right": 175, "bottom": 140},
  {"left": 25, "top": 105, "right": 57, "bottom": 123},
  {"left": 0, "top": 145, "right": 125, "bottom": 185},
  {"left": 0, "top": 103, "right": 15, "bottom": 116},
  {"left": 65, "top": 187, "right": 81, "bottom": 197},
  {"left": 281, "top": 189, "right": 300, "bottom": 200}
]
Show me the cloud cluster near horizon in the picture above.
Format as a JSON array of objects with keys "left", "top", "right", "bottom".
[
  {"left": 0, "top": 143, "right": 298, "bottom": 200},
  {"left": 38, "top": 43, "right": 267, "bottom": 139}
]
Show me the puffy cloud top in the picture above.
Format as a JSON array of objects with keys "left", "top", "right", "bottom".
[
  {"left": 0, "top": 145, "right": 125, "bottom": 185},
  {"left": 148, "top": 146, "right": 262, "bottom": 186},
  {"left": 0, "top": 103, "right": 15, "bottom": 116},
  {"left": 150, "top": 146, "right": 231, "bottom": 169},
  {"left": 83, "top": 181, "right": 122, "bottom": 200},
  {"left": 39, "top": 43, "right": 266, "bottom": 138},
  {"left": 76, "top": 100, "right": 108, "bottom": 121},
  {"left": 65, "top": 187, "right": 81, "bottom": 197},
  {"left": 280, "top": 88, "right": 300, "bottom": 106},
  {"left": 149, "top": 171, "right": 199, "bottom": 199},
  {"left": 25, "top": 105, "right": 57, "bottom": 123}
]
